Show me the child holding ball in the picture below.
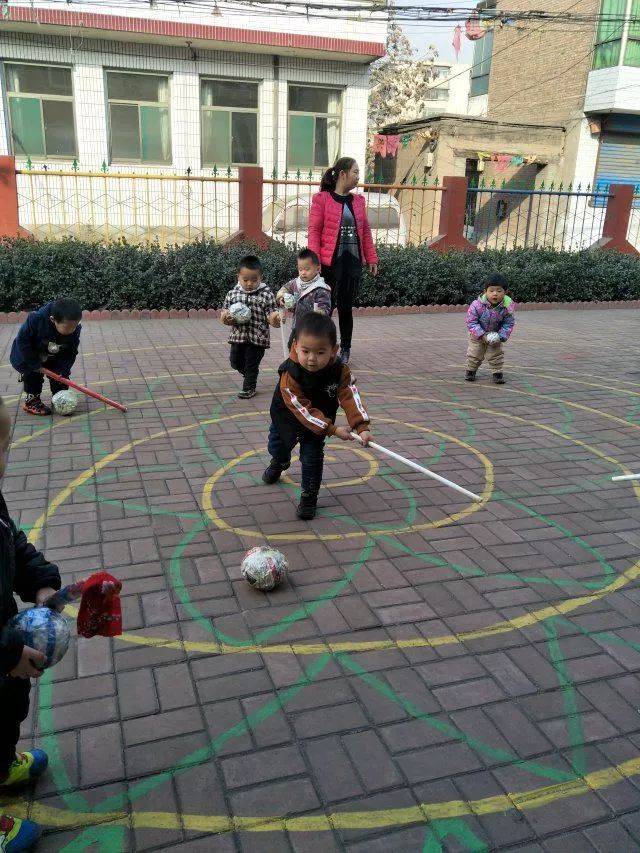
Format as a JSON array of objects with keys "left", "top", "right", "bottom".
[
  {"left": 465, "top": 273, "right": 516, "bottom": 385},
  {"left": 0, "top": 395, "right": 63, "bottom": 851},
  {"left": 220, "top": 255, "right": 281, "bottom": 399},
  {"left": 276, "top": 248, "right": 332, "bottom": 349},
  {"left": 262, "top": 312, "right": 372, "bottom": 520}
]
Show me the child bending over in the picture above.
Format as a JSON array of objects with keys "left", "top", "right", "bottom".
[{"left": 465, "top": 274, "right": 515, "bottom": 385}]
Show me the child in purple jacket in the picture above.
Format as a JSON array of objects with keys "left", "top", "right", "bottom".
[{"left": 465, "top": 274, "right": 515, "bottom": 385}]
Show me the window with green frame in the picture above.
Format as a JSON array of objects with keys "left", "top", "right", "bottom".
[
  {"left": 470, "top": 30, "right": 494, "bottom": 96},
  {"left": 107, "top": 71, "right": 171, "bottom": 164},
  {"left": 5, "top": 63, "right": 76, "bottom": 158},
  {"left": 287, "top": 85, "right": 341, "bottom": 171},
  {"left": 626, "top": 0, "right": 640, "bottom": 65},
  {"left": 593, "top": 0, "right": 640, "bottom": 67},
  {"left": 201, "top": 79, "right": 258, "bottom": 166}
]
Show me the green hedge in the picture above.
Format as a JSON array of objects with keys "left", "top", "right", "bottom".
[{"left": 0, "top": 238, "right": 639, "bottom": 312}]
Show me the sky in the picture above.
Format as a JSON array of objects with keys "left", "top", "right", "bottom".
[{"left": 403, "top": 0, "right": 474, "bottom": 64}]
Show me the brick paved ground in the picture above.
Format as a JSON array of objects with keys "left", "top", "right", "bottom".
[{"left": 2, "top": 309, "right": 640, "bottom": 851}]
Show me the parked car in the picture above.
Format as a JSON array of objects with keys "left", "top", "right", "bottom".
[{"left": 263, "top": 191, "right": 407, "bottom": 247}]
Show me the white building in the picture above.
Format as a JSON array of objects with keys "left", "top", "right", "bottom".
[
  {"left": 0, "top": 1, "right": 386, "bottom": 177},
  {"left": 422, "top": 62, "right": 471, "bottom": 118}
]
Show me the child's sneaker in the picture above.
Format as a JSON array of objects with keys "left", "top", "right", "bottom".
[
  {"left": 0, "top": 814, "right": 41, "bottom": 852},
  {"left": 1, "top": 751, "right": 48, "bottom": 788},
  {"left": 21, "top": 395, "right": 51, "bottom": 416},
  {"left": 465, "top": 370, "right": 476, "bottom": 382},
  {"left": 238, "top": 388, "right": 256, "bottom": 399},
  {"left": 492, "top": 373, "right": 506, "bottom": 385},
  {"left": 262, "top": 460, "right": 287, "bottom": 485},
  {"left": 296, "top": 493, "right": 317, "bottom": 520}
]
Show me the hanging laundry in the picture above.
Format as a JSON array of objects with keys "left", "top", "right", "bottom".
[
  {"left": 465, "top": 17, "right": 486, "bottom": 40},
  {"left": 372, "top": 135, "right": 387, "bottom": 157},
  {"left": 452, "top": 25, "right": 462, "bottom": 59},
  {"left": 401, "top": 134, "right": 411, "bottom": 149},
  {"left": 495, "top": 154, "right": 512, "bottom": 171},
  {"left": 385, "top": 135, "right": 401, "bottom": 157},
  {"left": 477, "top": 150, "right": 492, "bottom": 161},
  {"left": 510, "top": 155, "right": 524, "bottom": 166}
]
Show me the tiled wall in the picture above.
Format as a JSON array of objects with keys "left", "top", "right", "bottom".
[{"left": 0, "top": 32, "right": 371, "bottom": 176}]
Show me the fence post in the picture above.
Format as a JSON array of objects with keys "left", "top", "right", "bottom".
[
  {"left": 590, "top": 184, "right": 639, "bottom": 255},
  {"left": 0, "top": 155, "right": 25, "bottom": 238},
  {"left": 427, "top": 176, "right": 475, "bottom": 252},
  {"left": 224, "top": 165, "right": 270, "bottom": 249}
]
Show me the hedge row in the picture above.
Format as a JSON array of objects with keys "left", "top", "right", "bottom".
[{"left": 0, "top": 238, "right": 639, "bottom": 312}]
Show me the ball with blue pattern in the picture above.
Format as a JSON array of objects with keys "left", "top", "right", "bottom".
[{"left": 7, "top": 607, "right": 71, "bottom": 669}]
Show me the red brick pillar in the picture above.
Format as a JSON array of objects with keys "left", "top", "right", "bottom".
[
  {"left": 224, "top": 166, "right": 270, "bottom": 249},
  {"left": 0, "top": 156, "right": 23, "bottom": 238},
  {"left": 590, "top": 184, "right": 639, "bottom": 255},
  {"left": 427, "top": 176, "right": 475, "bottom": 252}
]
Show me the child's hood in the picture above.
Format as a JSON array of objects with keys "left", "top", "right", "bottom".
[
  {"left": 297, "top": 275, "right": 331, "bottom": 299},
  {"left": 232, "top": 281, "right": 268, "bottom": 297},
  {"left": 479, "top": 293, "right": 514, "bottom": 309}
]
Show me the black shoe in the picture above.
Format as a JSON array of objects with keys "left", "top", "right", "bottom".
[
  {"left": 22, "top": 395, "right": 52, "bottom": 416},
  {"left": 262, "top": 460, "right": 288, "bottom": 485},
  {"left": 465, "top": 370, "right": 476, "bottom": 382},
  {"left": 296, "top": 493, "right": 317, "bottom": 520},
  {"left": 339, "top": 348, "right": 350, "bottom": 365},
  {"left": 492, "top": 373, "right": 505, "bottom": 385},
  {"left": 238, "top": 388, "right": 256, "bottom": 399}
]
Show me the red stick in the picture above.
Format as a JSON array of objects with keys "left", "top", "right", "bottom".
[{"left": 42, "top": 368, "right": 128, "bottom": 413}]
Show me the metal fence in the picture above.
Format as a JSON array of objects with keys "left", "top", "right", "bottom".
[
  {"left": 263, "top": 178, "right": 444, "bottom": 249},
  {"left": 628, "top": 197, "right": 640, "bottom": 249},
  {"left": 464, "top": 183, "right": 611, "bottom": 251},
  {"left": 16, "top": 168, "right": 239, "bottom": 245}
]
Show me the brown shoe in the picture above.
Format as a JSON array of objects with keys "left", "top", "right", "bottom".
[{"left": 22, "top": 395, "right": 52, "bottom": 416}]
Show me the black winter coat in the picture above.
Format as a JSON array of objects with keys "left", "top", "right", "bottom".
[{"left": 10, "top": 302, "right": 81, "bottom": 376}]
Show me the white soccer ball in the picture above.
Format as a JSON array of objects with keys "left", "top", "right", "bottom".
[
  {"left": 6, "top": 607, "right": 71, "bottom": 669},
  {"left": 283, "top": 292, "right": 297, "bottom": 310},
  {"left": 52, "top": 389, "right": 78, "bottom": 415},
  {"left": 486, "top": 332, "right": 501, "bottom": 345},
  {"left": 228, "top": 302, "right": 252, "bottom": 325},
  {"left": 241, "top": 546, "right": 288, "bottom": 592}
]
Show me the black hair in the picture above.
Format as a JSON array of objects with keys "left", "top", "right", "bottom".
[
  {"left": 294, "top": 312, "right": 337, "bottom": 347},
  {"left": 238, "top": 255, "right": 262, "bottom": 274},
  {"left": 51, "top": 297, "right": 82, "bottom": 323},
  {"left": 320, "top": 157, "right": 357, "bottom": 192},
  {"left": 297, "top": 248, "right": 320, "bottom": 266},
  {"left": 483, "top": 273, "right": 509, "bottom": 291}
]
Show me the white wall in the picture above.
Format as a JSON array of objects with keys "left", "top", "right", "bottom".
[
  {"left": 584, "top": 67, "right": 640, "bottom": 115},
  {"left": 467, "top": 94, "right": 488, "bottom": 117}
]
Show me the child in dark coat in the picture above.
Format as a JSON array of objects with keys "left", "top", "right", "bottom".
[
  {"left": 0, "top": 396, "right": 62, "bottom": 851},
  {"left": 465, "top": 274, "right": 516, "bottom": 385},
  {"left": 10, "top": 297, "right": 82, "bottom": 416},
  {"left": 276, "top": 248, "right": 332, "bottom": 349},
  {"left": 263, "top": 312, "right": 372, "bottom": 520}
]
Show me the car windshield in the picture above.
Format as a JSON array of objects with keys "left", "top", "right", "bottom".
[
  {"left": 367, "top": 206, "right": 400, "bottom": 229},
  {"left": 273, "top": 205, "right": 309, "bottom": 233}
]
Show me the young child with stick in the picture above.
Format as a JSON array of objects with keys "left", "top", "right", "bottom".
[
  {"left": 0, "top": 395, "right": 63, "bottom": 851},
  {"left": 10, "top": 297, "right": 82, "bottom": 416},
  {"left": 262, "top": 312, "right": 372, "bottom": 520},
  {"left": 276, "top": 248, "right": 332, "bottom": 349},
  {"left": 220, "top": 255, "right": 281, "bottom": 399},
  {"left": 465, "top": 273, "right": 516, "bottom": 385}
]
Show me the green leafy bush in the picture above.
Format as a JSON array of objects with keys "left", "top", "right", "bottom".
[{"left": 0, "top": 238, "right": 638, "bottom": 312}]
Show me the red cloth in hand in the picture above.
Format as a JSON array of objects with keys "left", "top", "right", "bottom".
[{"left": 77, "top": 572, "right": 122, "bottom": 638}]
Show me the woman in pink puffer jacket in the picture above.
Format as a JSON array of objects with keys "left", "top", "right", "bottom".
[{"left": 307, "top": 157, "right": 378, "bottom": 364}]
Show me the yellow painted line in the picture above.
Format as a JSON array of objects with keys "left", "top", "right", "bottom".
[
  {"left": 23, "top": 394, "right": 640, "bottom": 657},
  {"left": 202, "top": 418, "right": 493, "bottom": 542},
  {"left": 281, "top": 443, "right": 379, "bottom": 489},
  {"left": 3, "top": 755, "right": 640, "bottom": 831}
]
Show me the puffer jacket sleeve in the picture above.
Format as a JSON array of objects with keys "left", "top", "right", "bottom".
[
  {"left": 466, "top": 300, "right": 485, "bottom": 339},
  {"left": 498, "top": 305, "right": 516, "bottom": 341},
  {"left": 307, "top": 193, "right": 325, "bottom": 258},
  {"left": 357, "top": 196, "right": 378, "bottom": 265}
]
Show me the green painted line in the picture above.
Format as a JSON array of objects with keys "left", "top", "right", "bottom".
[
  {"left": 543, "top": 620, "right": 587, "bottom": 777},
  {"left": 422, "top": 818, "right": 488, "bottom": 853}
]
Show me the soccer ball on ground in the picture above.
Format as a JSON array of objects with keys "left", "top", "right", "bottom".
[
  {"left": 241, "top": 546, "right": 288, "bottom": 592},
  {"left": 228, "top": 302, "right": 252, "bottom": 325},
  {"left": 52, "top": 389, "right": 78, "bottom": 415},
  {"left": 5, "top": 607, "right": 71, "bottom": 669}
]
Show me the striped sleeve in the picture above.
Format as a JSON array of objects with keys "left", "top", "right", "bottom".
[
  {"left": 338, "top": 367, "right": 371, "bottom": 433},
  {"left": 279, "top": 372, "right": 335, "bottom": 436}
]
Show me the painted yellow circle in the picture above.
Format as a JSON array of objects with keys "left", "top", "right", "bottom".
[
  {"left": 201, "top": 416, "right": 493, "bottom": 542},
  {"left": 280, "top": 443, "right": 379, "bottom": 489}
]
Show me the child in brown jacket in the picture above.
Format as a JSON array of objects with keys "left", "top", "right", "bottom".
[{"left": 262, "top": 312, "right": 372, "bottom": 519}]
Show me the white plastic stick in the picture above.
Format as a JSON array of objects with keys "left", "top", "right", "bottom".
[
  {"left": 350, "top": 432, "right": 483, "bottom": 502},
  {"left": 279, "top": 310, "right": 288, "bottom": 359},
  {"left": 611, "top": 473, "right": 640, "bottom": 482}
]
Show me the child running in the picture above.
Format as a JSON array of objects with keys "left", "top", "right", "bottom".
[
  {"left": 10, "top": 297, "right": 82, "bottom": 416},
  {"left": 221, "top": 255, "right": 280, "bottom": 399},
  {"left": 0, "top": 395, "right": 63, "bottom": 851},
  {"left": 276, "top": 248, "right": 332, "bottom": 349},
  {"left": 465, "top": 273, "right": 516, "bottom": 385},
  {"left": 262, "top": 312, "right": 372, "bottom": 520}
]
